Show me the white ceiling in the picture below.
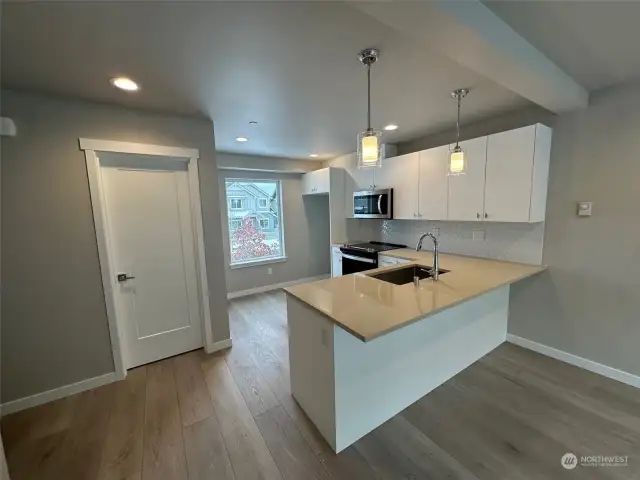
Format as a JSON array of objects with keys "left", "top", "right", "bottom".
[
  {"left": 485, "top": 1, "right": 640, "bottom": 92},
  {"left": 1, "top": 1, "right": 537, "bottom": 160}
]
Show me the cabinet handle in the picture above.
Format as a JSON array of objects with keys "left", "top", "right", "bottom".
[
  {"left": 477, "top": 213, "right": 480, "bottom": 219},
  {"left": 485, "top": 213, "right": 488, "bottom": 219}
]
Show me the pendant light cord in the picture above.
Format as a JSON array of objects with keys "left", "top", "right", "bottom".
[
  {"left": 455, "top": 93, "right": 461, "bottom": 148},
  {"left": 367, "top": 64, "right": 372, "bottom": 131}
]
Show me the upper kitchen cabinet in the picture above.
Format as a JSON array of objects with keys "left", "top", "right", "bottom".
[
  {"left": 484, "top": 124, "right": 552, "bottom": 223},
  {"left": 418, "top": 145, "right": 449, "bottom": 220},
  {"left": 375, "top": 152, "right": 419, "bottom": 219},
  {"left": 447, "top": 137, "right": 488, "bottom": 221},
  {"left": 302, "top": 167, "right": 330, "bottom": 195}
]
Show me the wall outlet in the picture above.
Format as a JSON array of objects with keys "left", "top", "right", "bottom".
[
  {"left": 472, "top": 229, "right": 485, "bottom": 241},
  {"left": 267, "top": 267, "right": 273, "bottom": 275}
]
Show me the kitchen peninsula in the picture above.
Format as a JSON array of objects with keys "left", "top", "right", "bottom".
[{"left": 284, "top": 249, "right": 545, "bottom": 452}]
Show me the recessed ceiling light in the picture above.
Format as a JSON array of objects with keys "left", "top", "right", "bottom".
[
  {"left": 309, "top": 154, "right": 319, "bottom": 158},
  {"left": 110, "top": 77, "right": 139, "bottom": 92},
  {"left": 236, "top": 136, "right": 249, "bottom": 142},
  {"left": 384, "top": 124, "right": 399, "bottom": 131}
]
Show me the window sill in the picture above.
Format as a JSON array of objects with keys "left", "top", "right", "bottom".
[{"left": 230, "top": 256, "right": 288, "bottom": 270}]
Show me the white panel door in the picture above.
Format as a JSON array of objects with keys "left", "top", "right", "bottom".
[
  {"left": 485, "top": 125, "right": 536, "bottom": 222},
  {"left": 418, "top": 145, "right": 449, "bottom": 220},
  {"left": 102, "top": 155, "right": 203, "bottom": 368},
  {"left": 447, "top": 137, "right": 488, "bottom": 221},
  {"left": 375, "top": 152, "right": 419, "bottom": 219}
]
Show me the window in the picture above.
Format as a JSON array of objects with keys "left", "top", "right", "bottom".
[
  {"left": 225, "top": 179, "right": 285, "bottom": 266},
  {"left": 230, "top": 198, "right": 244, "bottom": 210}
]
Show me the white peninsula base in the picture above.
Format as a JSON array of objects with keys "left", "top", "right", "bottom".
[{"left": 287, "top": 285, "right": 510, "bottom": 453}]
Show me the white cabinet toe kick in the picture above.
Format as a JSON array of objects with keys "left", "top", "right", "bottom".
[{"left": 286, "top": 286, "right": 509, "bottom": 452}]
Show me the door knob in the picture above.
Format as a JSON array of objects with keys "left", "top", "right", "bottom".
[{"left": 117, "top": 273, "right": 136, "bottom": 282}]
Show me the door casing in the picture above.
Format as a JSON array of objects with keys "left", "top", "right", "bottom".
[{"left": 80, "top": 138, "right": 215, "bottom": 380}]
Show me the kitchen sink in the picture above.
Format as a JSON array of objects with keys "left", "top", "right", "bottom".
[{"left": 367, "top": 264, "right": 449, "bottom": 286}]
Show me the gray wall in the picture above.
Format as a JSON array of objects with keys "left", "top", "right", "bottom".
[
  {"left": 218, "top": 157, "right": 330, "bottom": 294},
  {"left": 398, "top": 104, "right": 556, "bottom": 155},
  {"left": 509, "top": 83, "right": 640, "bottom": 377},
  {"left": 1, "top": 90, "right": 230, "bottom": 403},
  {"left": 217, "top": 152, "right": 320, "bottom": 173}
]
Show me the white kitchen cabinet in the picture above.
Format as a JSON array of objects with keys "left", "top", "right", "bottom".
[
  {"left": 302, "top": 168, "right": 330, "bottom": 195},
  {"left": 375, "top": 152, "right": 419, "bottom": 220},
  {"left": 331, "top": 247, "right": 342, "bottom": 277},
  {"left": 447, "top": 137, "right": 488, "bottom": 221},
  {"left": 418, "top": 145, "right": 449, "bottom": 220},
  {"left": 484, "top": 124, "right": 552, "bottom": 223}
]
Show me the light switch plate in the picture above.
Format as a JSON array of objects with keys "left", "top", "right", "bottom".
[{"left": 577, "top": 202, "right": 593, "bottom": 217}]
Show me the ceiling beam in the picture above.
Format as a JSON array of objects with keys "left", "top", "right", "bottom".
[{"left": 351, "top": 0, "right": 588, "bottom": 113}]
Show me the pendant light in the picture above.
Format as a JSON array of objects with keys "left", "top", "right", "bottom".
[
  {"left": 449, "top": 88, "right": 469, "bottom": 176},
  {"left": 357, "top": 48, "right": 382, "bottom": 169}
]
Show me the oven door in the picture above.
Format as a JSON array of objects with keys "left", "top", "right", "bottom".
[
  {"left": 353, "top": 189, "right": 392, "bottom": 219},
  {"left": 340, "top": 252, "right": 378, "bottom": 275}
]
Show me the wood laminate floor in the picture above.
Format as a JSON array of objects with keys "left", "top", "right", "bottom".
[{"left": 2, "top": 291, "right": 639, "bottom": 479}]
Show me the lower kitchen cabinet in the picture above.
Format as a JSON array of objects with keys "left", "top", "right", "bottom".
[{"left": 331, "top": 247, "right": 342, "bottom": 277}]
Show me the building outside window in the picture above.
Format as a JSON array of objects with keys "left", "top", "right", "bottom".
[{"left": 224, "top": 179, "right": 285, "bottom": 266}]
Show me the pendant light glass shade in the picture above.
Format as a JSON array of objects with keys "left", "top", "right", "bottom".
[
  {"left": 448, "top": 88, "right": 469, "bottom": 176},
  {"left": 357, "top": 48, "right": 382, "bottom": 169},
  {"left": 357, "top": 129, "right": 382, "bottom": 168},
  {"left": 449, "top": 145, "right": 466, "bottom": 175}
]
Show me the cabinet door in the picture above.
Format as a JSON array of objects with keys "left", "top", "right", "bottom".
[
  {"left": 314, "top": 168, "right": 330, "bottom": 194},
  {"left": 374, "top": 153, "right": 419, "bottom": 219},
  {"left": 484, "top": 126, "right": 535, "bottom": 222},
  {"left": 331, "top": 248, "right": 342, "bottom": 277},
  {"left": 352, "top": 166, "right": 375, "bottom": 192},
  {"left": 447, "top": 137, "right": 487, "bottom": 221},
  {"left": 418, "top": 146, "right": 449, "bottom": 220},
  {"left": 302, "top": 171, "right": 316, "bottom": 195}
]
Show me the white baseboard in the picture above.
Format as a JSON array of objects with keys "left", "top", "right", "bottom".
[
  {"left": 227, "top": 274, "right": 330, "bottom": 299},
  {"left": 1, "top": 372, "right": 117, "bottom": 416},
  {"left": 506, "top": 334, "right": 640, "bottom": 389},
  {"left": 206, "top": 338, "right": 233, "bottom": 354}
]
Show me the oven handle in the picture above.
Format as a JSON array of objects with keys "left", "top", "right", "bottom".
[
  {"left": 341, "top": 253, "right": 376, "bottom": 264},
  {"left": 377, "top": 194, "right": 383, "bottom": 214}
]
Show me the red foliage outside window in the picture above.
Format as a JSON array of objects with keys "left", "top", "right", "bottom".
[{"left": 231, "top": 217, "right": 280, "bottom": 262}]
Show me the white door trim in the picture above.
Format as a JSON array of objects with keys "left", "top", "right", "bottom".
[{"left": 80, "top": 138, "right": 214, "bottom": 380}]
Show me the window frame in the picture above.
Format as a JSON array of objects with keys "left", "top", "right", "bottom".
[
  {"left": 224, "top": 178, "right": 287, "bottom": 268},
  {"left": 259, "top": 218, "right": 269, "bottom": 229},
  {"left": 258, "top": 198, "right": 268, "bottom": 208}
]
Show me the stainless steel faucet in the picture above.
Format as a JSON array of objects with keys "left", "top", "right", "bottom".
[{"left": 416, "top": 232, "right": 440, "bottom": 281}]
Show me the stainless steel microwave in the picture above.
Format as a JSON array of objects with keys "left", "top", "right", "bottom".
[{"left": 353, "top": 189, "right": 393, "bottom": 219}]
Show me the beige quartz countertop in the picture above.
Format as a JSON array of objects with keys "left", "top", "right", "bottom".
[{"left": 284, "top": 249, "right": 546, "bottom": 342}]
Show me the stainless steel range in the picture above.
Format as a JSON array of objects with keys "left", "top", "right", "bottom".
[{"left": 339, "top": 241, "right": 407, "bottom": 275}]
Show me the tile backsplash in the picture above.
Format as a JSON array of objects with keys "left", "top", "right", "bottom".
[{"left": 348, "top": 219, "right": 545, "bottom": 265}]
